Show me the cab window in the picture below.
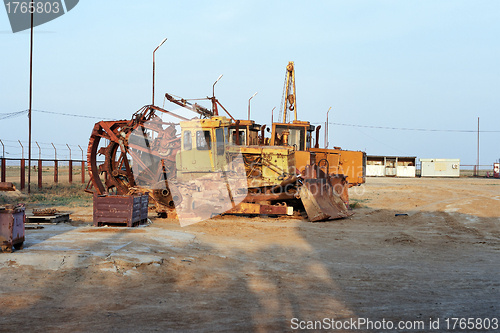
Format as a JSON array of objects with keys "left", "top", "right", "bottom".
[
  {"left": 196, "top": 130, "right": 211, "bottom": 150},
  {"left": 183, "top": 131, "right": 192, "bottom": 151},
  {"left": 276, "top": 125, "right": 305, "bottom": 150},
  {"left": 230, "top": 129, "right": 246, "bottom": 145},
  {"left": 216, "top": 128, "right": 225, "bottom": 155}
]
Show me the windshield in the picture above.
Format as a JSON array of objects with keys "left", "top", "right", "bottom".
[{"left": 275, "top": 125, "right": 305, "bottom": 150}]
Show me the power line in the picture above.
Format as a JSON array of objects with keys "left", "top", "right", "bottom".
[
  {"left": 313, "top": 122, "right": 500, "bottom": 133},
  {"left": 0, "top": 109, "right": 115, "bottom": 120},
  {"left": 33, "top": 109, "right": 116, "bottom": 120},
  {"left": 3, "top": 109, "right": 498, "bottom": 133},
  {"left": 352, "top": 127, "right": 407, "bottom": 155},
  {"left": 0, "top": 110, "right": 27, "bottom": 120}
]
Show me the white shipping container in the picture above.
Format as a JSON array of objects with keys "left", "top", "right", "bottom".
[
  {"left": 420, "top": 158, "right": 460, "bottom": 177},
  {"left": 366, "top": 165, "right": 385, "bottom": 176},
  {"left": 396, "top": 166, "right": 416, "bottom": 177}
]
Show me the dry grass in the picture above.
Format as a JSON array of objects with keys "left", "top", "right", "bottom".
[
  {"left": 1, "top": 164, "right": 92, "bottom": 207},
  {"left": 0, "top": 182, "right": 92, "bottom": 207}
]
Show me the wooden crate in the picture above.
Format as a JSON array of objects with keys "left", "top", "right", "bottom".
[{"left": 93, "top": 193, "right": 149, "bottom": 227}]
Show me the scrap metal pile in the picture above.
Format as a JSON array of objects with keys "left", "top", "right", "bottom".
[{"left": 85, "top": 62, "right": 365, "bottom": 222}]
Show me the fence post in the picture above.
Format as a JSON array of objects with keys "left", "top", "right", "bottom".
[
  {"left": 78, "top": 145, "right": 85, "bottom": 183},
  {"left": 51, "top": 143, "right": 58, "bottom": 183},
  {"left": 18, "top": 141, "right": 25, "bottom": 190},
  {"left": 1, "top": 157, "right": 5, "bottom": 183},
  {"left": 0, "top": 140, "right": 4, "bottom": 182},
  {"left": 20, "top": 158, "right": 25, "bottom": 190},
  {"left": 67, "top": 144, "right": 72, "bottom": 183},
  {"left": 35, "top": 142, "right": 42, "bottom": 189},
  {"left": 38, "top": 159, "right": 42, "bottom": 189},
  {"left": 68, "top": 160, "right": 73, "bottom": 183}
]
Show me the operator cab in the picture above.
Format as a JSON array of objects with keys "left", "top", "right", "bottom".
[
  {"left": 176, "top": 116, "right": 231, "bottom": 178},
  {"left": 228, "top": 120, "right": 261, "bottom": 146},
  {"left": 270, "top": 120, "right": 315, "bottom": 151}
]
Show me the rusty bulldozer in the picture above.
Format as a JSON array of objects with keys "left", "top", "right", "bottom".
[{"left": 85, "top": 63, "right": 364, "bottom": 222}]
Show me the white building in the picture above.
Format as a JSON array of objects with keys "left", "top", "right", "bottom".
[
  {"left": 420, "top": 158, "right": 460, "bottom": 177},
  {"left": 366, "top": 156, "right": 416, "bottom": 177}
]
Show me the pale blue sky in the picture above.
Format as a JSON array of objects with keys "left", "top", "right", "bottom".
[{"left": 1, "top": 1, "right": 499, "bottom": 165}]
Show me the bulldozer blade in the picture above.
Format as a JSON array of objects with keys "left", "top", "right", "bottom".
[{"left": 298, "top": 179, "right": 353, "bottom": 222}]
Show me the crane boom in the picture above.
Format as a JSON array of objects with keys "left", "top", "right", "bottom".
[{"left": 282, "top": 61, "right": 297, "bottom": 123}]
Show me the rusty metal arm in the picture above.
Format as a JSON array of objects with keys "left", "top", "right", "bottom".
[
  {"left": 215, "top": 100, "right": 235, "bottom": 122},
  {"left": 164, "top": 93, "right": 213, "bottom": 118},
  {"left": 149, "top": 105, "right": 190, "bottom": 121}
]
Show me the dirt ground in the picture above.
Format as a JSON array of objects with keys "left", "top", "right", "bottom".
[{"left": 1, "top": 177, "right": 499, "bottom": 332}]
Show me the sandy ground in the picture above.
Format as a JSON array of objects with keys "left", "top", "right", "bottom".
[{"left": 1, "top": 177, "right": 499, "bottom": 332}]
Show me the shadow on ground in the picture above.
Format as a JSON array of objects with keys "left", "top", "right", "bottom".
[{"left": 0, "top": 205, "right": 499, "bottom": 332}]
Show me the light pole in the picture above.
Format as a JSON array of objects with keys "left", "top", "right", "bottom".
[
  {"left": 28, "top": 2, "right": 34, "bottom": 193},
  {"left": 248, "top": 92, "right": 258, "bottom": 120},
  {"left": 212, "top": 74, "right": 223, "bottom": 98},
  {"left": 152, "top": 37, "right": 167, "bottom": 106},
  {"left": 212, "top": 74, "right": 223, "bottom": 114},
  {"left": 325, "top": 107, "right": 331, "bottom": 148}
]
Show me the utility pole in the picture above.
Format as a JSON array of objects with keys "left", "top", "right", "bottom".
[
  {"left": 476, "top": 117, "right": 480, "bottom": 177},
  {"left": 28, "top": 2, "right": 34, "bottom": 193}
]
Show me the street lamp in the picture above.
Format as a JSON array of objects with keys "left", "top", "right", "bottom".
[
  {"left": 152, "top": 37, "right": 167, "bottom": 106},
  {"left": 212, "top": 74, "right": 223, "bottom": 98},
  {"left": 248, "top": 92, "right": 258, "bottom": 120},
  {"left": 325, "top": 107, "right": 331, "bottom": 148},
  {"left": 212, "top": 74, "right": 223, "bottom": 115}
]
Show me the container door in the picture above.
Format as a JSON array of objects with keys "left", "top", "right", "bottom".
[{"left": 385, "top": 158, "right": 396, "bottom": 176}]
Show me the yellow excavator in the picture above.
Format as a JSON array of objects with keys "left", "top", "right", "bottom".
[
  {"left": 86, "top": 62, "right": 358, "bottom": 222},
  {"left": 266, "top": 61, "right": 366, "bottom": 207}
]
